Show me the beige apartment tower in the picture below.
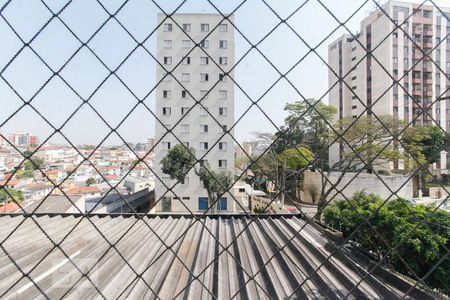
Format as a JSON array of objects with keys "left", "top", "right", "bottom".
[
  {"left": 155, "top": 14, "right": 235, "bottom": 212},
  {"left": 328, "top": 0, "right": 450, "bottom": 172}
]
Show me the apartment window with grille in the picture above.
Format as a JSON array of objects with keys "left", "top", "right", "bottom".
[
  {"left": 200, "top": 40, "right": 209, "bottom": 48},
  {"left": 182, "top": 73, "right": 190, "bottom": 82},
  {"left": 200, "top": 57, "right": 209, "bottom": 65},
  {"left": 200, "top": 142, "right": 209, "bottom": 150},
  {"left": 201, "top": 125, "right": 208, "bottom": 133},
  {"left": 219, "top": 40, "right": 228, "bottom": 49},
  {"left": 164, "top": 23, "right": 172, "bottom": 32},
  {"left": 200, "top": 90, "right": 208, "bottom": 99},
  {"left": 162, "top": 107, "right": 171, "bottom": 116},
  {"left": 219, "top": 107, "right": 227, "bottom": 116},
  {"left": 180, "top": 124, "right": 189, "bottom": 133},
  {"left": 219, "top": 57, "right": 227, "bottom": 65},
  {"left": 182, "top": 23, "right": 191, "bottom": 32},
  {"left": 181, "top": 90, "right": 189, "bottom": 99},
  {"left": 162, "top": 142, "right": 171, "bottom": 150},
  {"left": 218, "top": 160, "right": 227, "bottom": 168},
  {"left": 163, "top": 40, "right": 172, "bottom": 48},
  {"left": 200, "top": 73, "right": 209, "bottom": 82},
  {"left": 218, "top": 142, "right": 227, "bottom": 151},
  {"left": 423, "top": 10, "right": 432, "bottom": 18},
  {"left": 182, "top": 40, "right": 191, "bottom": 48},
  {"left": 219, "top": 74, "right": 227, "bottom": 82},
  {"left": 181, "top": 107, "right": 189, "bottom": 115},
  {"left": 163, "top": 90, "right": 171, "bottom": 98},
  {"left": 219, "top": 24, "right": 228, "bottom": 32},
  {"left": 163, "top": 57, "right": 172, "bottom": 65},
  {"left": 200, "top": 24, "right": 209, "bottom": 32},
  {"left": 182, "top": 57, "right": 191, "bottom": 65}
]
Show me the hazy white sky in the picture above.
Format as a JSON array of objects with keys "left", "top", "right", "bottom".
[{"left": 0, "top": 0, "right": 449, "bottom": 145}]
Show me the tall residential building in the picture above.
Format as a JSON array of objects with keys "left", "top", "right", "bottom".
[
  {"left": 328, "top": 0, "right": 450, "bottom": 171},
  {"left": 155, "top": 14, "right": 235, "bottom": 212}
]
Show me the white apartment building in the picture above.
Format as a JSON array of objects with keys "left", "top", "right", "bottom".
[
  {"left": 328, "top": 0, "right": 450, "bottom": 172},
  {"left": 155, "top": 14, "right": 235, "bottom": 212}
]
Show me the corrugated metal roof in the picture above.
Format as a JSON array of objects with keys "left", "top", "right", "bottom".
[{"left": 0, "top": 215, "right": 434, "bottom": 299}]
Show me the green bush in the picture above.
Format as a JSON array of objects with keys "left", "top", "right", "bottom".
[{"left": 323, "top": 191, "right": 450, "bottom": 295}]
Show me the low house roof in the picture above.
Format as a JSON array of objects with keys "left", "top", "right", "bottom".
[
  {"left": 0, "top": 215, "right": 435, "bottom": 299},
  {"left": 66, "top": 186, "right": 101, "bottom": 195}
]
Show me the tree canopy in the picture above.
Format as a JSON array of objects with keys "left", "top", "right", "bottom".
[
  {"left": 323, "top": 192, "right": 450, "bottom": 295},
  {"left": 0, "top": 189, "right": 24, "bottom": 204},
  {"left": 160, "top": 144, "right": 196, "bottom": 182}
]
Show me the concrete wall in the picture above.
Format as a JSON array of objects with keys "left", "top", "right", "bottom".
[{"left": 301, "top": 171, "right": 413, "bottom": 203}]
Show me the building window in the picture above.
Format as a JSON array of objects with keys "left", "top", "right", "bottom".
[
  {"left": 181, "top": 90, "right": 189, "bottom": 98},
  {"left": 405, "top": 107, "right": 409, "bottom": 113},
  {"left": 180, "top": 177, "right": 189, "bottom": 186},
  {"left": 181, "top": 124, "right": 189, "bottom": 133},
  {"left": 218, "top": 160, "right": 227, "bottom": 168},
  {"left": 182, "top": 197, "right": 190, "bottom": 201},
  {"left": 221, "top": 125, "right": 228, "bottom": 132},
  {"left": 200, "top": 40, "right": 209, "bottom": 48},
  {"left": 201, "top": 125, "right": 208, "bottom": 133},
  {"left": 163, "top": 40, "right": 172, "bottom": 48},
  {"left": 393, "top": 57, "right": 398, "bottom": 63},
  {"left": 219, "top": 74, "right": 227, "bottom": 82},
  {"left": 182, "top": 57, "right": 190, "bottom": 65},
  {"left": 200, "top": 90, "right": 208, "bottom": 99},
  {"left": 163, "top": 56, "right": 172, "bottom": 65},
  {"left": 219, "top": 90, "right": 227, "bottom": 99},
  {"left": 182, "top": 23, "right": 191, "bottom": 32},
  {"left": 219, "top": 107, "right": 227, "bottom": 116},
  {"left": 218, "top": 142, "right": 227, "bottom": 151},
  {"left": 200, "top": 73, "right": 209, "bottom": 82},
  {"left": 162, "top": 142, "right": 171, "bottom": 150},
  {"left": 219, "top": 57, "right": 227, "bottom": 65},
  {"left": 200, "top": 57, "right": 209, "bottom": 65},
  {"left": 163, "top": 90, "right": 171, "bottom": 98},
  {"left": 164, "top": 23, "right": 172, "bottom": 32},
  {"left": 351, "top": 57, "right": 356, "bottom": 61},
  {"left": 162, "top": 107, "right": 171, "bottom": 116},
  {"left": 199, "top": 107, "right": 209, "bottom": 116},
  {"left": 182, "top": 40, "right": 191, "bottom": 48},
  {"left": 200, "top": 142, "right": 209, "bottom": 150},
  {"left": 181, "top": 107, "right": 189, "bottom": 115},
  {"left": 182, "top": 73, "right": 190, "bottom": 82},
  {"left": 201, "top": 24, "right": 209, "bottom": 32},
  {"left": 219, "top": 40, "right": 228, "bottom": 49},
  {"left": 219, "top": 24, "right": 228, "bottom": 32}
]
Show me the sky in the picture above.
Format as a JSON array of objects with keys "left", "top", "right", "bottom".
[{"left": 0, "top": 0, "right": 449, "bottom": 146}]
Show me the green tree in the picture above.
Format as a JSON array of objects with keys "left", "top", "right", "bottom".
[
  {"left": 160, "top": 144, "right": 196, "bottom": 182},
  {"left": 402, "top": 125, "right": 449, "bottom": 170},
  {"left": 323, "top": 192, "right": 450, "bottom": 295},
  {"left": 196, "top": 166, "right": 233, "bottom": 212},
  {"left": 277, "top": 147, "right": 314, "bottom": 171},
  {"left": 282, "top": 100, "right": 337, "bottom": 170},
  {"left": 24, "top": 157, "right": 45, "bottom": 171},
  {"left": 86, "top": 178, "right": 96, "bottom": 186},
  {"left": 0, "top": 189, "right": 24, "bottom": 204},
  {"left": 15, "top": 170, "right": 34, "bottom": 179},
  {"left": 160, "top": 144, "right": 233, "bottom": 212}
]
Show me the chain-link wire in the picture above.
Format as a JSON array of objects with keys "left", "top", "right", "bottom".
[{"left": 1, "top": 0, "right": 449, "bottom": 298}]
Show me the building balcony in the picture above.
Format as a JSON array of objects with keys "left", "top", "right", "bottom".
[
  {"left": 423, "top": 42, "right": 433, "bottom": 49},
  {"left": 424, "top": 90, "right": 433, "bottom": 97},
  {"left": 424, "top": 78, "right": 433, "bottom": 84},
  {"left": 412, "top": 78, "right": 422, "bottom": 84},
  {"left": 412, "top": 89, "right": 422, "bottom": 96}
]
